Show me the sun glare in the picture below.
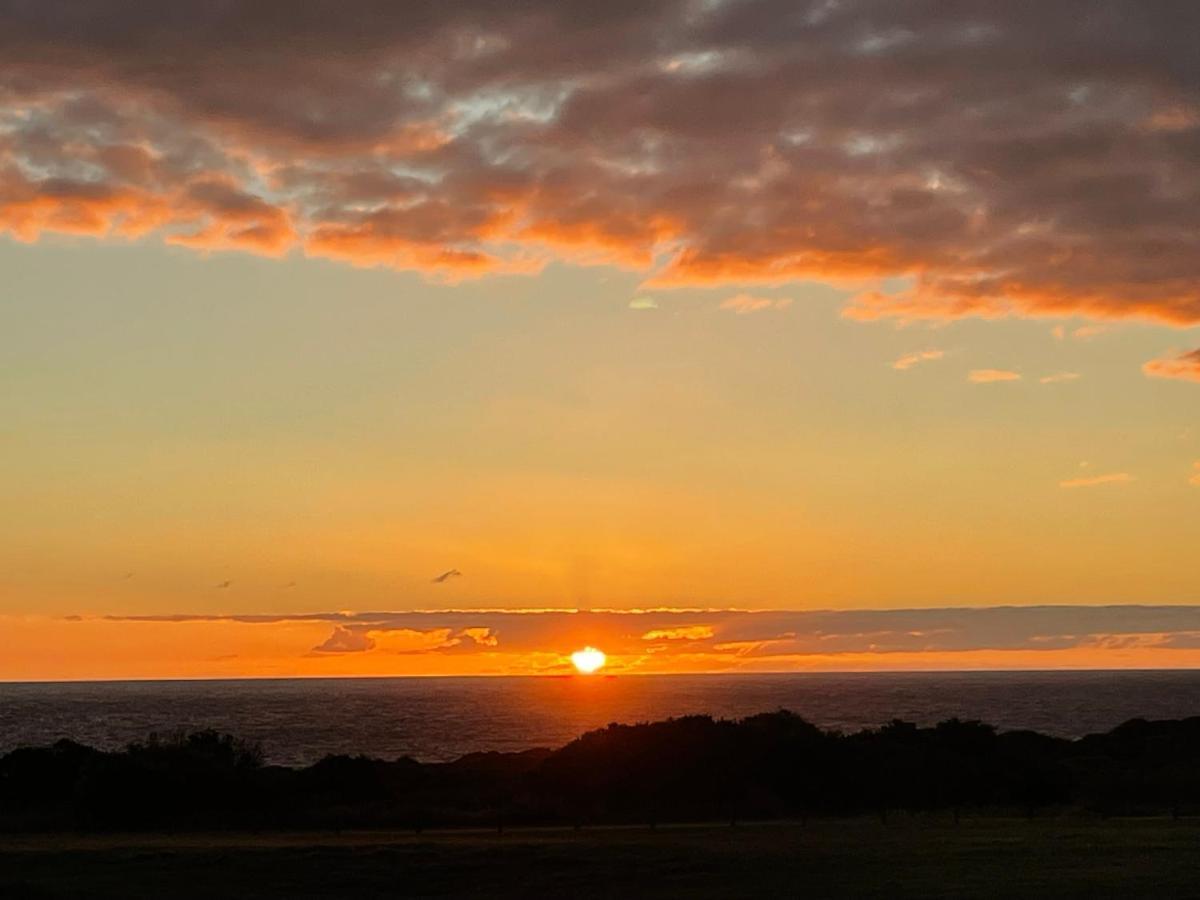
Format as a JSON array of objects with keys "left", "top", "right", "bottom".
[{"left": 570, "top": 646, "right": 606, "bottom": 674}]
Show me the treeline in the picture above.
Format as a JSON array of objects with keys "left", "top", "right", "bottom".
[{"left": 4, "top": 712, "right": 1200, "bottom": 831}]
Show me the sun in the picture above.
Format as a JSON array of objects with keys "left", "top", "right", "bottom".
[{"left": 570, "top": 646, "right": 606, "bottom": 674}]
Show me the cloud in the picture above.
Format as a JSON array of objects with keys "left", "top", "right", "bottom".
[
  {"left": 1143, "top": 349, "right": 1200, "bottom": 383},
  {"left": 313, "top": 625, "right": 473, "bottom": 655},
  {"left": 1059, "top": 472, "right": 1134, "bottom": 489},
  {"left": 628, "top": 296, "right": 658, "bottom": 310},
  {"left": 312, "top": 626, "right": 375, "bottom": 653},
  {"left": 93, "top": 606, "right": 1200, "bottom": 667},
  {"left": 371, "top": 627, "right": 461, "bottom": 654},
  {"left": 892, "top": 349, "right": 943, "bottom": 371},
  {"left": 1052, "top": 323, "right": 1113, "bottom": 342},
  {"left": 1069, "top": 324, "right": 1112, "bottom": 341},
  {"left": 968, "top": 369, "right": 1021, "bottom": 384},
  {"left": 641, "top": 625, "right": 714, "bottom": 641},
  {"left": 1040, "top": 372, "right": 1082, "bottom": 384},
  {"left": 1190, "top": 462, "right": 1200, "bottom": 487},
  {"left": 0, "top": 3, "right": 1197, "bottom": 324},
  {"left": 719, "top": 293, "right": 793, "bottom": 314},
  {"left": 460, "top": 626, "right": 499, "bottom": 647}
]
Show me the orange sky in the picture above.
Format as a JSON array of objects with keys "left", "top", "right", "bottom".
[{"left": 2, "top": 3, "right": 1199, "bottom": 681}]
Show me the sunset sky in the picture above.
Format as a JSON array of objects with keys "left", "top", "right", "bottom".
[{"left": 2, "top": 1, "right": 1198, "bottom": 680}]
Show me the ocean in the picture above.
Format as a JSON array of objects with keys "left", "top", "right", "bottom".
[{"left": 3, "top": 670, "right": 1199, "bottom": 767}]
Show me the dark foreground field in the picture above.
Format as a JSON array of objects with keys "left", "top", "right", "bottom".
[{"left": 3, "top": 818, "right": 1200, "bottom": 899}]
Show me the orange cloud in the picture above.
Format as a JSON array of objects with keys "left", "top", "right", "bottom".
[
  {"left": 1143, "top": 349, "right": 1200, "bottom": 383},
  {"left": 893, "top": 349, "right": 944, "bottom": 371},
  {"left": 1040, "top": 372, "right": 1081, "bottom": 384},
  {"left": 641, "top": 626, "right": 715, "bottom": 641},
  {"left": 1, "top": 4, "right": 1197, "bottom": 323},
  {"left": 1189, "top": 462, "right": 1200, "bottom": 487},
  {"left": 843, "top": 280, "right": 1200, "bottom": 328},
  {"left": 1059, "top": 473, "right": 1134, "bottom": 489},
  {"left": 968, "top": 369, "right": 1021, "bottom": 384},
  {"left": 1144, "top": 105, "right": 1200, "bottom": 133},
  {"left": 461, "top": 627, "right": 499, "bottom": 647},
  {"left": 0, "top": 168, "right": 293, "bottom": 256},
  {"left": 369, "top": 627, "right": 460, "bottom": 654}
]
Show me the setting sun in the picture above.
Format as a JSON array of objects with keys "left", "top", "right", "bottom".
[{"left": 570, "top": 646, "right": 607, "bottom": 674}]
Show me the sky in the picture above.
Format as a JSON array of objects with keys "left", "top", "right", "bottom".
[{"left": 1, "top": 1, "right": 1198, "bottom": 680}]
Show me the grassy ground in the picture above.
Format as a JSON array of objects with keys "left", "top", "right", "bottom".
[{"left": 2, "top": 817, "right": 1199, "bottom": 899}]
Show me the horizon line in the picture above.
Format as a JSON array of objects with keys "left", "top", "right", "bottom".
[{"left": 6, "top": 665, "right": 1200, "bottom": 687}]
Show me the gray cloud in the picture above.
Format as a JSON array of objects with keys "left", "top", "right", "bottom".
[
  {"left": 1, "top": 2, "right": 1198, "bottom": 323},
  {"left": 100, "top": 605, "right": 1200, "bottom": 658},
  {"left": 312, "top": 625, "right": 375, "bottom": 653}
]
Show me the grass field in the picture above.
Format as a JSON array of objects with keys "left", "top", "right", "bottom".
[{"left": 3, "top": 817, "right": 1200, "bottom": 898}]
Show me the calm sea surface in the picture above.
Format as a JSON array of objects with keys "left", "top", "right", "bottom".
[{"left": 3, "top": 671, "right": 1199, "bottom": 766}]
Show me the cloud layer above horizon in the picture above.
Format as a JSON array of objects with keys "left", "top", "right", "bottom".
[
  {"left": 2, "top": 1, "right": 1199, "bottom": 326},
  {"left": 2, "top": 605, "right": 1190, "bottom": 680}
]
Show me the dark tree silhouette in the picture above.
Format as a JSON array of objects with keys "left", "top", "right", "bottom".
[{"left": 5, "top": 714, "right": 1200, "bottom": 832}]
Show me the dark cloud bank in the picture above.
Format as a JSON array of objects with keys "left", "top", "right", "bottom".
[
  {"left": 106, "top": 606, "right": 1200, "bottom": 659},
  {"left": 1, "top": 1, "right": 1198, "bottom": 336}
]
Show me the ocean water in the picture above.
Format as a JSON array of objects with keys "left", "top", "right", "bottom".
[{"left": 2, "top": 671, "right": 1199, "bottom": 767}]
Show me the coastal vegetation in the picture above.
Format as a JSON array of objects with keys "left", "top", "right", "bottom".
[{"left": 5, "top": 712, "right": 1200, "bottom": 832}]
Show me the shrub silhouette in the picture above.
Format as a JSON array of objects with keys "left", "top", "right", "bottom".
[{"left": 5, "top": 714, "right": 1200, "bottom": 831}]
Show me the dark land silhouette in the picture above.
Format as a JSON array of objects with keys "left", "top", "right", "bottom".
[{"left": 6, "top": 711, "right": 1200, "bottom": 833}]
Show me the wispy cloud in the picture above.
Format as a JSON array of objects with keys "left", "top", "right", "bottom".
[
  {"left": 1059, "top": 472, "right": 1134, "bottom": 489},
  {"left": 1190, "top": 462, "right": 1200, "bottom": 487},
  {"left": 968, "top": 369, "right": 1022, "bottom": 384},
  {"left": 1143, "top": 349, "right": 1200, "bottom": 383},
  {"left": 628, "top": 296, "right": 659, "bottom": 310},
  {"left": 1052, "top": 324, "right": 1112, "bottom": 342},
  {"left": 892, "top": 349, "right": 944, "bottom": 371},
  {"left": 642, "top": 625, "right": 715, "bottom": 641},
  {"left": 719, "top": 294, "right": 793, "bottom": 315},
  {"left": 1040, "top": 372, "right": 1082, "bottom": 384}
]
